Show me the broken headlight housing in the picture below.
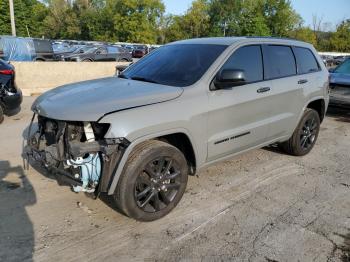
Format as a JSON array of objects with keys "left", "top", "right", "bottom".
[{"left": 26, "top": 115, "right": 128, "bottom": 194}]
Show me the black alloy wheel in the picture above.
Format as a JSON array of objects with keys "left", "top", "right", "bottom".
[
  {"left": 114, "top": 140, "right": 188, "bottom": 221},
  {"left": 135, "top": 157, "right": 182, "bottom": 212},
  {"left": 281, "top": 108, "right": 320, "bottom": 156}
]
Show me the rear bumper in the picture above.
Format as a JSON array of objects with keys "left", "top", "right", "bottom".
[{"left": 1, "top": 88, "right": 22, "bottom": 110}]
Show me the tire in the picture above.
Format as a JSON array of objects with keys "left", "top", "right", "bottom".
[
  {"left": 281, "top": 108, "right": 320, "bottom": 156},
  {"left": 119, "top": 58, "right": 129, "bottom": 62},
  {"left": 114, "top": 140, "right": 188, "bottom": 221},
  {"left": 0, "top": 105, "right": 4, "bottom": 124},
  {"left": 82, "top": 59, "right": 92, "bottom": 62}
]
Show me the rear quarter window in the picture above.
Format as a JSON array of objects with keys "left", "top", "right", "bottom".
[
  {"left": 293, "top": 47, "right": 320, "bottom": 74},
  {"left": 263, "top": 45, "right": 296, "bottom": 79}
]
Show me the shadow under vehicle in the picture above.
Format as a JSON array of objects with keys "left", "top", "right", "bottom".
[{"left": 0, "top": 161, "right": 36, "bottom": 262}]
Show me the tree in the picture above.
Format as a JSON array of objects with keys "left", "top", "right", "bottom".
[
  {"left": 113, "top": 0, "right": 165, "bottom": 43},
  {"left": 330, "top": 19, "right": 350, "bottom": 52},
  {"left": 208, "top": 0, "right": 242, "bottom": 36},
  {"left": 262, "top": 0, "right": 302, "bottom": 36},
  {"left": 159, "top": 14, "right": 187, "bottom": 43},
  {"left": 289, "top": 27, "right": 316, "bottom": 46},
  {"left": 182, "top": 0, "right": 210, "bottom": 38},
  {"left": 0, "top": 0, "right": 48, "bottom": 37},
  {"left": 43, "top": 0, "right": 80, "bottom": 39},
  {"left": 236, "top": 0, "right": 270, "bottom": 36},
  {"left": 207, "top": 0, "right": 301, "bottom": 37}
]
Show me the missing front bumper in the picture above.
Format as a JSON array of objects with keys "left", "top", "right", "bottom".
[{"left": 24, "top": 114, "right": 129, "bottom": 195}]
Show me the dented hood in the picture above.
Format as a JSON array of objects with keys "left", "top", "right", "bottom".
[{"left": 32, "top": 77, "right": 183, "bottom": 121}]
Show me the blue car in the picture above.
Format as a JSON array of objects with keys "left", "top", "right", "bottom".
[{"left": 329, "top": 58, "right": 350, "bottom": 107}]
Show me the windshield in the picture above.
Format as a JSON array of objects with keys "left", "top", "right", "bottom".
[
  {"left": 121, "top": 44, "right": 227, "bottom": 87},
  {"left": 334, "top": 59, "right": 350, "bottom": 74}
]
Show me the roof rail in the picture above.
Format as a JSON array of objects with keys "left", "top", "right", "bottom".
[{"left": 244, "top": 36, "right": 303, "bottom": 42}]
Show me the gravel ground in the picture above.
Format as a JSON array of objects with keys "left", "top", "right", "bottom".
[{"left": 0, "top": 97, "right": 349, "bottom": 262}]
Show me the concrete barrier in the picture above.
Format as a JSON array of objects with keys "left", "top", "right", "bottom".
[{"left": 12, "top": 61, "right": 130, "bottom": 96}]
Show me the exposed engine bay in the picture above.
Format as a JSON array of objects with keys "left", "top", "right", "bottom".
[{"left": 25, "top": 115, "right": 129, "bottom": 195}]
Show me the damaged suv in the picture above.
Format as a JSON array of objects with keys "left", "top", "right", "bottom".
[{"left": 26, "top": 37, "right": 329, "bottom": 221}]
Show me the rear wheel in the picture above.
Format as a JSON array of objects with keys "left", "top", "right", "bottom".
[
  {"left": 281, "top": 108, "right": 320, "bottom": 156},
  {"left": 0, "top": 105, "right": 4, "bottom": 124},
  {"left": 114, "top": 140, "right": 188, "bottom": 221}
]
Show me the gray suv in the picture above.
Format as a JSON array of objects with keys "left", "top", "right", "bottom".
[{"left": 26, "top": 37, "right": 329, "bottom": 221}]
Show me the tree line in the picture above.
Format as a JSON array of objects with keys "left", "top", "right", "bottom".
[{"left": 0, "top": 0, "right": 349, "bottom": 52}]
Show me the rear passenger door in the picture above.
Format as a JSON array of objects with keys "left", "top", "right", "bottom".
[
  {"left": 262, "top": 45, "right": 305, "bottom": 140},
  {"left": 207, "top": 45, "right": 273, "bottom": 161}
]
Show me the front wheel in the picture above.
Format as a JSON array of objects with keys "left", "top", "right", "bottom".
[
  {"left": 281, "top": 108, "right": 320, "bottom": 156},
  {"left": 114, "top": 140, "right": 188, "bottom": 221}
]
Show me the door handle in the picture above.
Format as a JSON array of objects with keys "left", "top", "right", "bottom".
[
  {"left": 298, "top": 79, "right": 308, "bottom": 84},
  {"left": 257, "top": 87, "right": 271, "bottom": 93}
]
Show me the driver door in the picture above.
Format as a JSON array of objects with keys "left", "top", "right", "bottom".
[
  {"left": 207, "top": 45, "right": 273, "bottom": 161},
  {"left": 94, "top": 47, "right": 108, "bottom": 61}
]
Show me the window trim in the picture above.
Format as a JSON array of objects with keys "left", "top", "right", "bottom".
[
  {"left": 209, "top": 43, "right": 322, "bottom": 92},
  {"left": 291, "top": 46, "right": 321, "bottom": 76}
]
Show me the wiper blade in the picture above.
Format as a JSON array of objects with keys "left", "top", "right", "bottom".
[{"left": 130, "top": 76, "right": 158, "bottom": 84}]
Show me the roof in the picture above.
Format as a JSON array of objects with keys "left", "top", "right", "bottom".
[{"left": 170, "top": 36, "right": 311, "bottom": 47}]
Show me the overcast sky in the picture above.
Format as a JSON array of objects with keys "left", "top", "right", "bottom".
[{"left": 163, "top": 0, "right": 350, "bottom": 30}]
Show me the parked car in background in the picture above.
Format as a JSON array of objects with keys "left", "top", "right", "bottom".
[
  {"left": 55, "top": 45, "right": 88, "bottom": 60},
  {"left": 320, "top": 55, "right": 333, "bottom": 67},
  {"left": 329, "top": 58, "right": 350, "bottom": 107},
  {"left": 32, "top": 39, "right": 55, "bottom": 61},
  {"left": 124, "top": 45, "right": 134, "bottom": 54},
  {"left": 333, "top": 56, "right": 349, "bottom": 66},
  {"left": 0, "top": 36, "right": 54, "bottom": 61},
  {"left": 26, "top": 37, "right": 329, "bottom": 221},
  {"left": 63, "top": 45, "right": 132, "bottom": 62},
  {"left": 0, "top": 59, "right": 22, "bottom": 123},
  {"left": 132, "top": 45, "right": 148, "bottom": 58}
]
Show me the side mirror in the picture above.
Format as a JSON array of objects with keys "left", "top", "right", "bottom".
[{"left": 213, "top": 69, "right": 246, "bottom": 89}]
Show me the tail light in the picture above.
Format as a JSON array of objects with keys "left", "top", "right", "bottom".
[{"left": 0, "top": 69, "right": 14, "bottom": 75}]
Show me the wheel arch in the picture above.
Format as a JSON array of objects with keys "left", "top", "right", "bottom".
[
  {"left": 107, "top": 128, "right": 198, "bottom": 195},
  {"left": 306, "top": 98, "right": 326, "bottom": 123}
]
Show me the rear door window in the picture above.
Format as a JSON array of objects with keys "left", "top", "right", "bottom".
[
  {"left": 263, "top": 45, "right": 296, "bottom": 79},
  {"left": 293, "top": 47, "right": 319, "bottom": 74},
  {"left": 220, "top": 45, "right": 263, "bottom": 83},
  {"left": 107, "top": 46, "right": 118, "bottom": 53}
]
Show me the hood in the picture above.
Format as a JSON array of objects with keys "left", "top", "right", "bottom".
[
  {"left": 32, "top": 77, "right": 183, "bottom": 121},
  {"left": 330, "top": 72, "right": 350, "bottom": 86}
]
